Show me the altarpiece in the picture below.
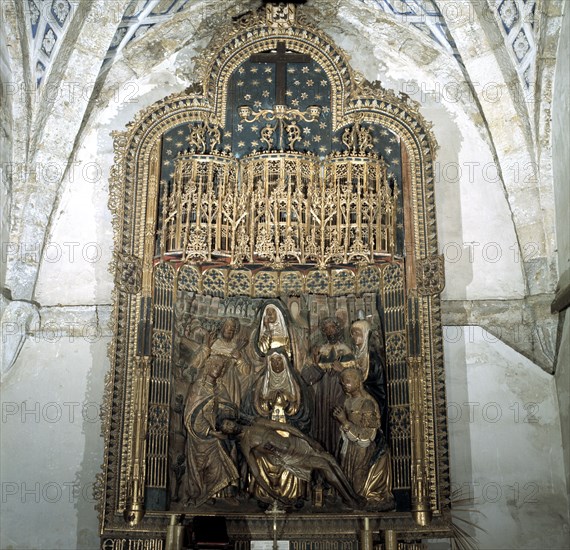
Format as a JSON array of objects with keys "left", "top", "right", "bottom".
[{"left": 97, "top": 3, "right": 451, "bottom": 549}]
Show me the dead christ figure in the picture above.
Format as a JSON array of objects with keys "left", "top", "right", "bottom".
[
  {"left": 249, "top": 351, "right": 307, "bottom": 503},
  {"left": 219, "top": 417, "right": 365, "bottom": 508}
]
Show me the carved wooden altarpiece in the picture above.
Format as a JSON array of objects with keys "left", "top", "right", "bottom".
[{"left": 98, "top": 4, "right": 451, "bottom": 549}]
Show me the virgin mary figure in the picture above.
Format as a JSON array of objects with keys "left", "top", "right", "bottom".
[
  {"left": 245, "top": 351, "right": 310, "bottom": 504},
  {"left": 257, "top": 303, "right": 291, "bottom": 358}
]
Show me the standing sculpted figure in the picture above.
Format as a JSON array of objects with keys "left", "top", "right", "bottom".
[
  {"left": 194, "top": 317, "right": 251, "bottom": 407},
  {"left": 257, "top": 304, "right": 291, "bottom": 358},
  {"left": 333, "top": 368, "right": 393, "bottom": 509},
  {"left": 302, "top": 317, "right": 356, "bottom": 454},
  {"left": 350, "top": 319, "right": 388, "bottom": 434},
  {"left": 350, "top": 319, "right": 372, "bottom": 380}
]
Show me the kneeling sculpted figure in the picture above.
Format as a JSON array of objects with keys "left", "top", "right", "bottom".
[
  {"left": 333, "top": 368, "right": 394, "bottom": 509},
  {"left": 184, "top": 356, "right": 239, "bottom": 506}
]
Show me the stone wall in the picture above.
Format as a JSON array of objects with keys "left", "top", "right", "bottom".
[
  {"left": 552, "top": 2, "right": 570, "bottom": 511},
  {"left": 445, "top": 327, "right": 568, "bottom": 549},
  {"left": 0, "top": 317, "right": 110, "bottom": 549},
  {"left": 0, "top": 10, "right": 13, "bottom": 292}
]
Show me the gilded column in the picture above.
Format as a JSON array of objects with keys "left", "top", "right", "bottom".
[{"left": 408, "top": 292, "right": 432, "bottom": 525}]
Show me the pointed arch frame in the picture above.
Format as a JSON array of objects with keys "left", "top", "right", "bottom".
[{"left": 99, "top": 4, "right": 451, "bottom": 546}]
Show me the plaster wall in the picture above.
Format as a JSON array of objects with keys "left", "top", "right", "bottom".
[
  {"left": 0, "top": 327, "right": 109, "bottom": 550},
  {"left": 0, "top": 16, "right": 13, "bottom": 292},
  {"left": 555, "top": 314, "right": 570, "bottom": 513},
  {"left": 34, "top": 58, "right": 189, "bottom": 306},
  {"left": 552, "top": 5, "right": 570, "bottom": 281},
  {"left": 445, "top": 326, "right": 569, "bottom": 549}
]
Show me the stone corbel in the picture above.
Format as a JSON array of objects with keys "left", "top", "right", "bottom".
[
  {"left": 551, "top": 268, "right": 570, "bottom": 313},
  {"left": 0, "top": 297, "right": 40, "bottom": 380}
]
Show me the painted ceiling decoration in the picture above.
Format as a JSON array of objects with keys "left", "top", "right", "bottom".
[
  {"left": 361, "top": 0, "right": 457, "bottom": 56},
  {"left": 102, "top": 0, "right": 192, "bottom": 69},
  {"left": 102, "top": 0, "right": 461, "bottom": 72},
  {"left": 26, "top": 0, "right": 79, "bottom": 86},
  {"left": 495, "top": 0, "right": 537, "bottom": 89},
  {"left": 24, "top": 0, "right": 538, "bottom": 97}
]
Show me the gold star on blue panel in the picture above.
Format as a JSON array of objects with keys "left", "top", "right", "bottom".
[{"left": 225, "top": 58, "right": 332, "bottom": 157}]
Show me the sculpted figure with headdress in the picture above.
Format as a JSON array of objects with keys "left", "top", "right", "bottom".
[
  {"left": 257, "top": 304, "right": 292, "bottom": 358},
  {"left": 350, "top": 319, "right": 372, "bottom": 380},
  {"left": 193, "top": 317, "right": 251, "bottom": 407},
  {"left": 183, "top": 355, "right": 239, "bottom": 506},
  {"left": 350, "top": 319, "right": 388, "bottom": 434},
  {"left": 333, "top": 368, "right": 394, "bottom": 509},
  {"left": 253, "top": 352, "right": 301, "bottom": 422},
  {"left": 244, "top": 351, "right": 311, "bottom": 504}
]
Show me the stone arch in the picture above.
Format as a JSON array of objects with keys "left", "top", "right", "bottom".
[
  {"left": 4, "top": 0, "right": 129, "bottom": 301},
  {"left": 439, "top": 0, "right": 557, "bottom": 295}
]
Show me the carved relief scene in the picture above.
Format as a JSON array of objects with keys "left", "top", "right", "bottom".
[{"left": 168, "top": 290, "right": 396, "bottom": 513}]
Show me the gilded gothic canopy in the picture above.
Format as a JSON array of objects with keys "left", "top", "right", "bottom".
[{"left": 155, "top": 7, "right": 406, "bottom": 270}]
